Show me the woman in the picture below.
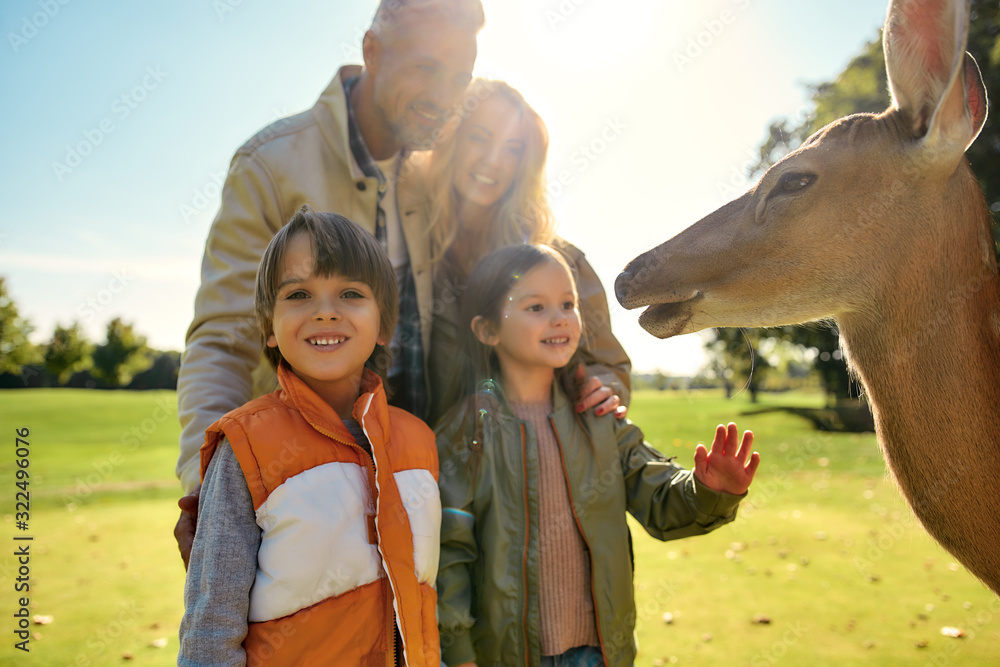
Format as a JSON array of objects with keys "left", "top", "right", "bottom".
[{"left": 423, "top": 79, "right": 631, "bottom": 424}]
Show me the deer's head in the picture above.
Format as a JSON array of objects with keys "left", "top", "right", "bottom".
[{"left": 615, "top": 0, "right": 988, "bottom": 339}]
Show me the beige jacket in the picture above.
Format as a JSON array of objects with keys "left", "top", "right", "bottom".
[{"left": 176, "top": 66, "right": 433, "bottom": 493}]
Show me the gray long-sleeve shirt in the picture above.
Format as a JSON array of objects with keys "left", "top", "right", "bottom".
[{"left": 178, "top": 441, "right": 259, "bottom": 665}]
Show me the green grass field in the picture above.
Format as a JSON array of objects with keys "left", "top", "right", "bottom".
[{"left": 0, "top": 388, "right": 997, "bottom": 665}]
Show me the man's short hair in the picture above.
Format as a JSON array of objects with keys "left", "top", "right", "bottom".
[{"left": 370, "top": 0, "right": 485, "bottom": 42}]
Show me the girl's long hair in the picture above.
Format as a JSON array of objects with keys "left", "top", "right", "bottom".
[
  {"left": 426, "top": 79, "right": 556, "bottom": 262},
  {"left": 438, "top": 245, "right": 587, "bottom": 457}
]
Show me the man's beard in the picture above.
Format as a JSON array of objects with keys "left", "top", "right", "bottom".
[{"left": 378, "top": 103, "right": 441, "bottom": 152}]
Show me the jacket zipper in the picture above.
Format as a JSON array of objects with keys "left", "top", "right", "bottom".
[
  {"left": 520, "top": 422, "right": 531, "bottom": 667},
  {"left": 550, "top": 416, "right": 608, "bottom": 666},
  {"left": 358, "top": 399, "right": 403, "bottom": 667}
]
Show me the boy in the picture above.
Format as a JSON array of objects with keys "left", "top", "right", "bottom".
[{"left": 179, "top": 206, "right": 440, "bottom": 665}]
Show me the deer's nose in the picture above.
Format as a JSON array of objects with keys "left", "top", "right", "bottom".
[{"left": 615, "top": 257, "right": 645, "bottom": 308}]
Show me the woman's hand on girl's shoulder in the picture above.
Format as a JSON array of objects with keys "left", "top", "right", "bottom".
[
  {"left": 692, "top": 422, "right": 760, "bottom": 495},
  {"left": 572, "top": 363, "right": 627, "bottom": 418}
]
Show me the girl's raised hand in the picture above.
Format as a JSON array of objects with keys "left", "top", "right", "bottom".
[{"left": 692, "top": 422, "right": 759, "bottom": 496}]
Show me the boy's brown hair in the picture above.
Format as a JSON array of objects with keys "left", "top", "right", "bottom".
[{"left": 254, "top": 205, "right": 399, "bottom": 381}]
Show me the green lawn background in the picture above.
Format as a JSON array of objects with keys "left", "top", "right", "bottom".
[{"left": 0, "top": 388, "right": 997, "bottom": 665}]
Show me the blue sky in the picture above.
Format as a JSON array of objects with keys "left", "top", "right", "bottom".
[{"left": 1, "top": 0, "right": 889, "bottom": 374}]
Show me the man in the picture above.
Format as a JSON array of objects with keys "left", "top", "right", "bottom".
[{"left": 175, "top": 0, "right": 485, "bottom": 566}]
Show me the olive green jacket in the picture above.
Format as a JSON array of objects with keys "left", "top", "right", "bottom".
[{"left": 435, "top": 383, "right": 745, "bottom": 666}]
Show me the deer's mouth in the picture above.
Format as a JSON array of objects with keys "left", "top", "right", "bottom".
[{"left": 637, "top": 293, "right": 703, "bottom": 339}]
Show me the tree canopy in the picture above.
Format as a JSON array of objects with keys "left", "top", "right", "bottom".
[
  {"left": 0, "top": 277, "right": 41, "bottom": 376},
  {"left": 92, "top": 317, "right": 153, "bottom": 388},
  {"left": 44, "top": 321, "right": 94, "bottom": 385}
]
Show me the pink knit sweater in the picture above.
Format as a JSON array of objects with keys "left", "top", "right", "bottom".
[{"left": 511, "top": 400, "right": 600, "bottom": 656}]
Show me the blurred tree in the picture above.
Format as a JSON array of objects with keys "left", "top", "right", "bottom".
[
  {"left": 706, "top": 328, "right": 771, "bottom": 402},
  {"left": 652, "top": 370, "right": 668, "bottom": 391},
  {"left": 710, "top": 2, "right": 999, "bottom": 401},
  {"left": 92, "top": 318, "right": 153, "bottom": 388},
  {"left": 127, "top": 350, "right": 180, "bottom": 390},
  {"left": 44, "top": 321, "right": 94, "bottom": 385},
  {"left": 749, "top": 38, "right": 889, "bottom": 176},
  {"left": 0, "top": 277, "right": 41, "bottom": 377},
  {"left": 965, "top": 0, "right": 1000, "bottom": 251}
]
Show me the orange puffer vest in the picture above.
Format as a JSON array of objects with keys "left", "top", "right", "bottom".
[{"left": 201, "top": 364, "right": 441, "bottom": 666}]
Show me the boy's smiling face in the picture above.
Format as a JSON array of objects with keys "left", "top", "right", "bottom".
[{"left": 266, "top": 232, "right": 386, "bottom": 415}]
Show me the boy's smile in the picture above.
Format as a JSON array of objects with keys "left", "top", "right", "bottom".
[{"left": 266, "top": 232, "right": 386, "bottom": 415}]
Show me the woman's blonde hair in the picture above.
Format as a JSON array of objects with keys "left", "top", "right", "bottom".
[{"left": 426, "top": 79, "right": 556, "bottom": 261}]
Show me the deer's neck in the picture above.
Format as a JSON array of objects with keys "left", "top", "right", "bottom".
[{"left": 836, "top": 203, "right": 1000, "bottom": 588}]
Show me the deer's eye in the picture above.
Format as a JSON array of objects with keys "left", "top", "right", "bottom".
[{"left": 777, "top": 172, "right": 816, "bottom": 194}]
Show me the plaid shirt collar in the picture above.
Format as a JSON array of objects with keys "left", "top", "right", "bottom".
[
  {"left": 342, "top": 76, "right": 410, "bottom": 198},
  {"left": 341, "top": 75, "right": 427, "bottom": 420}
]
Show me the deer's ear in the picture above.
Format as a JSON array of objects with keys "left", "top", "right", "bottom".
[
  {"left": 956, "top": 52, "right": 988, "bottom": 148},
  {"left": 883, "top": 0, "right": 987, "bottom": 153}
]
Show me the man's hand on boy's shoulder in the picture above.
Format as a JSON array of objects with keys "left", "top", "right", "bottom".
[
  {"left": 174, "top": 484, "right": 201, "bottom": 570},
  {"left": 693, "top": 423, "right": 759, "bottom": 496}
]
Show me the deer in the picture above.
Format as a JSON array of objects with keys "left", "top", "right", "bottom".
[{"left": 615, "top": 0, "right": 1000, "bottom": 595}]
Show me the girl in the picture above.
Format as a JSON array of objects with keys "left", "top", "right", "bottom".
[
  {"left": 435, "top": 244, "right": 760, "bottom": 667},
  {"left": 422, "top": 79, "right": 631, "bottom": 423},
  {"left": 179, "top": 206, "right": 441, "bottom": 665}
]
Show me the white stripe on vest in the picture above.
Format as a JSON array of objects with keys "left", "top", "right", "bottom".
[{"left": 250, "top": 460, "right": 380, "bottom": 622}]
